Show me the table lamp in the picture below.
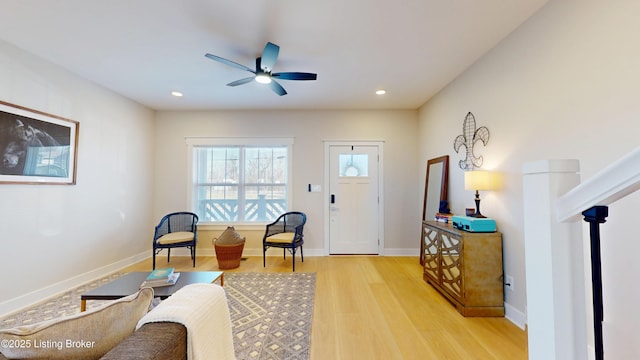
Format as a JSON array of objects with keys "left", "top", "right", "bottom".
[{"left": 464, "top": 170, "right": 497, "bottom": 218}]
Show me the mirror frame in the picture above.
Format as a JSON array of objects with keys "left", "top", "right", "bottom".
[
  {"left": 421, "top": 155, "right": 450, "bottom": 221},
  {"left": 420, "top": 155, "right": 449, "bottom": 265}
]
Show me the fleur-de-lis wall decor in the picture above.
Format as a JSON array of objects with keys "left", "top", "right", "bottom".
[{"left": 453, "top": 112, "right": 490, "bottom": 170}]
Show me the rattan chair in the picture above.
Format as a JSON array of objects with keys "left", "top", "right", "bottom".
[
  {"left": 152, "top": 212, "right": 198, "bottom": 269},
  {"left": 262, "top": 211, "right": 307, "bottom": 272}
]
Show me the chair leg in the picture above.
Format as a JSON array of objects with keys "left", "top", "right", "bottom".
[
  {"left": 263, "top": 246, "right": 266, "bottom": 268},
  {"left": 192, "top": 246, "right": 196, "bottom": 267},
  {"left": 167, "top": 248, "right": 171, "bottom": 263},
  {"left": 152, "top": 249, "right": 156, "bottom": 270},
  {"left": 292, "top": 247, "right": 296, "bottom": 272},
  {"left": 301, "top": 245, "right": 304, "bottom": 263},
  {"left": 283, "top": 248, "right": 286, "bottom": 259}
]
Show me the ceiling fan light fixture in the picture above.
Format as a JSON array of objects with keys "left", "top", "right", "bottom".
[
  {"left": 255, "top": 74, "right": 272, "bottom": 84},
  {"left": 205, "top": 42, "right": 316, "bottom": 95}
]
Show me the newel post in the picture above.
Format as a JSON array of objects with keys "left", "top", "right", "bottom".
[{"left": 522, "top": 159, "right": 588, "bottom": 360}]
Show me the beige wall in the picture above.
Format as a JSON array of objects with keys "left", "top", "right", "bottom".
[
  {"left": 418, "top": 0, "right": 640, "bottom": 356},
  {"left": 154, "top": 110, "right": 420, "bottom": 255},
  {"left": 0, "top": 40, "right": 155, "bottom": 314}
]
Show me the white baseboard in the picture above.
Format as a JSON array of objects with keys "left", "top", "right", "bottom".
[
  {"left": 505, "top": 302, "right": 527, "bottom": 330},
  {"left": 251, "top": 247, "right": 326, "bottom": 257},
  {"left": 184, "top": 247, "right": 420, "bottom": 257},
  {"left": 383, "top": 248, "right": 420, "bottom": 256},
  {"left": 0, "top": 251, "right": 148, "bottom": 317},
  {"left": 171, "top": 247, "right": 327, "bottom": 257},
  {"left": 251, "top": 247, "right": 418, "bottom": 256}
]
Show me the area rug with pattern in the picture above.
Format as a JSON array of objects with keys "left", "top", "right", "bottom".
[
  {"left": 0, "top": 272, "right": 316, "bottom": 360},
  {"left": 225, "top": 272, "right": 315, "bottom": 360}
]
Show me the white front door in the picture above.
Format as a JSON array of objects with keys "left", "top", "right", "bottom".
[{"left": 328, "top": 144, "right": 381, "bottom": 254}]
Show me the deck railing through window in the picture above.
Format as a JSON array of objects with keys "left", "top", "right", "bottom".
[{"left": 198, "top": 195, "right": 287, "bottom": 222}]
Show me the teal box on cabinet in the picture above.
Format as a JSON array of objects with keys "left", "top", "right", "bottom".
[{"left": 452, "top": 215, "right": 496, "bottom": 232}]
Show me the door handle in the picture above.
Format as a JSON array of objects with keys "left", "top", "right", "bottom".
[{"left": 331, "top": 194, "right": 335, "bottom": 204}]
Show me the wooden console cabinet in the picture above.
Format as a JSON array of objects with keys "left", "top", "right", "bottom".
[{"left": 422, "top": 221, "right": 504, "bottom": 317}]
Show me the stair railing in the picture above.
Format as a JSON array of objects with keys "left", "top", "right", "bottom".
[{"left": 523, "top": 146, "right": 640, "bottom": 360}]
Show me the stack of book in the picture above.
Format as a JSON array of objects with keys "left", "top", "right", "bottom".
[
  {"left": 435, "top": 212, "right": 453, "bottom": 223},
  {"left": 140, "top": 267, "right": 180, "bottom": 288}
]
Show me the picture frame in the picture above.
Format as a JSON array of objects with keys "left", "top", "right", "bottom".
[{"left": 0, "top": 101, "right": 79, "bottom": 185}]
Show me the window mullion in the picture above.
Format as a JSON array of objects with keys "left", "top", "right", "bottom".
[{"left": 238, "top": 146, "right": 246, "bottom": 222}]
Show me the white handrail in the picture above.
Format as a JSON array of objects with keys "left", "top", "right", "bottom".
[{"left": 556, "top": 147, "right": 640, "bottom": 222}]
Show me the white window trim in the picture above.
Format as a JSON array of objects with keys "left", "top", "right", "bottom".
[{"left": 186, "top": 137, "right": 294, "bottom": 229}]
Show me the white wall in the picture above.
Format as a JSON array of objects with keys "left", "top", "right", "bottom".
[
  {"left": 418, "top": 0, "right": 640, "bottom": 357},
  {"left": 0, "top": 40, "right": 156, "bottom": 315},
  {"left": 154, "top": 110, "right": 419, "bottom": 254}
]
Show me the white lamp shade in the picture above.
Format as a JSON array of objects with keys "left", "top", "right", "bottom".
[{"left": 464, "top": 170, "right": 497, "bottom": 191}]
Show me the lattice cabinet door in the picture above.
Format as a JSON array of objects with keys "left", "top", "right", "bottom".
[
  {"left": 439, "top": 231, "right": 463, "bottom": 302},
  {"left": 421, "top": 221, "right": 504, "bottom": 317},
  {"left": 422, "top": 223, "right": 440, "bottom": 283}
]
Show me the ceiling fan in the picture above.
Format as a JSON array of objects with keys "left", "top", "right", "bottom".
[{"left": 205, "top": 42, "right": 317, "bottom": 96}]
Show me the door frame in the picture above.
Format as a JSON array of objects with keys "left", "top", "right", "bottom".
[{"left": 323, "top": 140, "right": 385, "bottom": 256}]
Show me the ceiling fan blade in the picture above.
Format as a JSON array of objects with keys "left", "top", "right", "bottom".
[
  {"left": 261, "top": 42, "right": 280, "bottom": 72},
  {"left": 227, "top": 77, "right": 255, "bottom": 87},
  {"left": 268, "top": 79, "right": 287, "bottom": 96},
  {"left": 205, "top": 53, "right": 255, "bottom": 73},
  {"left": 272, "top": 72, "right": 317, "bottom": 81}
]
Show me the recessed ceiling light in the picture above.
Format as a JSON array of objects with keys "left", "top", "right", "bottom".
[
  {"left": 376, "top": 89, "right": 386, "bottom": 95},
  {"left": 171, "top": 91, "right": 183, "bottom": 97}
]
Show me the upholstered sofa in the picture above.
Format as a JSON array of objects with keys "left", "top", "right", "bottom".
[
  {"left": 0, "top": 283, "right": 234, "bottom": 360},
  {"left": 0, "top": 320, "right": 186, "bottom": 360}
]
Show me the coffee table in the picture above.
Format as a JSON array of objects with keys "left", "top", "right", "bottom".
[{"left": 80, "top": 271, "right": 224, "bottom": 311}]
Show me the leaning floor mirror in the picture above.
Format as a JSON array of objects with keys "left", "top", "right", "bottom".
[{"left": 420, "top": 155, "right": 449, "bottom": 264}]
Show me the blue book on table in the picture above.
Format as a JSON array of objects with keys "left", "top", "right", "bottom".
[{"left": 146, "top": 267, "right": 175, "bottom": 281}]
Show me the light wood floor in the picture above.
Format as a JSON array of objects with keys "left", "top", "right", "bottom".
[{"left": 122, "top": 255, "right": 527, "bottom": 360}]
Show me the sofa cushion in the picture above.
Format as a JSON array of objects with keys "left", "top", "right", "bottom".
[
  {"left": 0, "top": 287, "right": 154, "bottom": 360},
  {"left": 156, "top": 231, "right": 195, "bottom": 245},
  {"left": 214, "top": 226, "right": 245, "bottom": 245},
  {"left": 100, "top": 322, "right": 187, "bottom": 360}
]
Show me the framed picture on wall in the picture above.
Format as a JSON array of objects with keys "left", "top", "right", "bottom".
[{"left": 0, "top": 101, "right": 79, "bottom": 185}]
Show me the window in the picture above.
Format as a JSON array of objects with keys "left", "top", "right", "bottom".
[
  {"left": 187, "top": 138, "right": 292, "bottom": 224},
  {"left": 338, "top": 153, "right": 369, "bottom": 177}
]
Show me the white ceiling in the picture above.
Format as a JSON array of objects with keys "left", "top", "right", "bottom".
[{"left": 0, "top": 0, "right": 548, "bottom": 111}]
